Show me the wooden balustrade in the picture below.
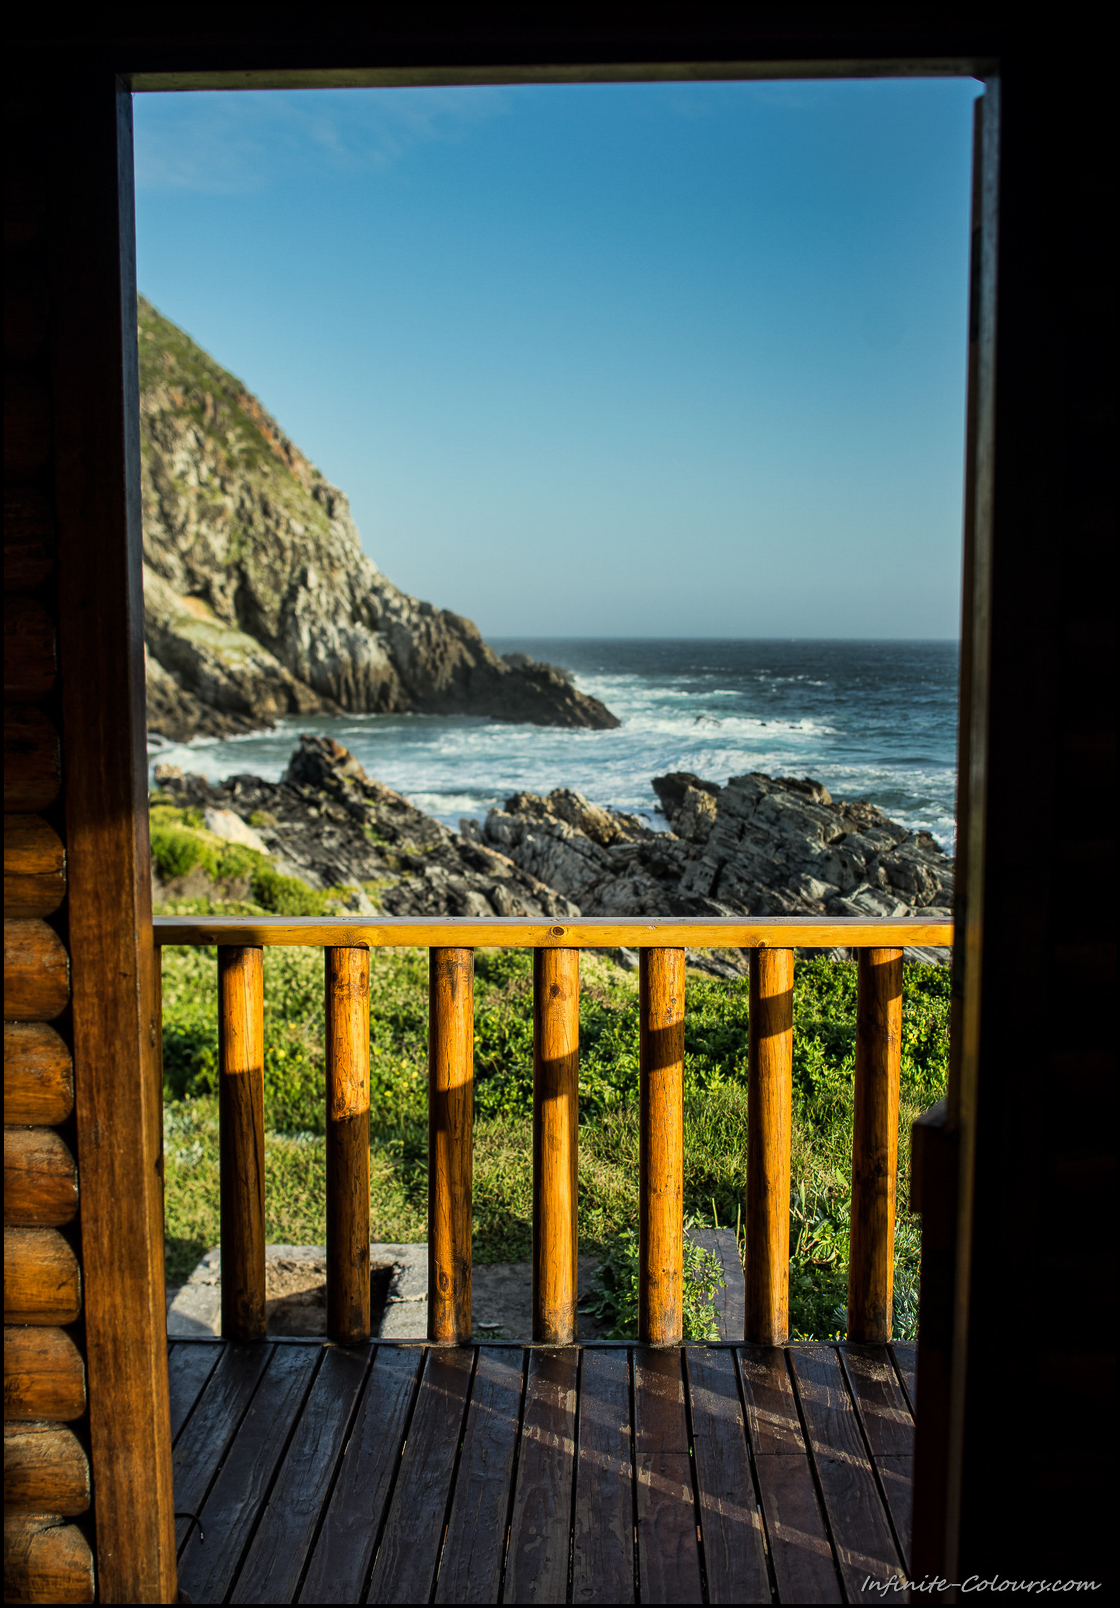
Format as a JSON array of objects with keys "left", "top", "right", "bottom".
[
  {"left": 428, "top": 949, "right": 474, "bottom": 1344},
  {"left": 533, "top": 948, "right": 579, "bottom": 1344},
  {"left": 325, "top": 947, "right": 372, "bottom": 1344},
  {"left": 849, "top": 947, "right": 904, "bottom": 1343},
  {"left": 746, "top": 947, "right": 795, "bottom": 1345},
  {"left": 168, "top": 914, "right": 949, "bottom": 1347},
  {"left": 218, "top": 946, "right": 266, "bottom": 1341},
  {"left": 639, "top": 948, "right": 686, "bottom": 1344}
]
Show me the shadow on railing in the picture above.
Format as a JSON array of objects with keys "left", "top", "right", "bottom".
[{"left": 153, "top": 915, "right": 952, "bottom": 1348}]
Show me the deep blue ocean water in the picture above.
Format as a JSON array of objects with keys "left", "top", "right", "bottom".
[{"left": 149, "top": 638, "right": 960, "bottom": 853}]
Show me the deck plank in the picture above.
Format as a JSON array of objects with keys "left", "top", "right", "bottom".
[
  {"left": 571, "top": 1348, "right": 634, "bottom": 1605},
  {"left": 299, "top": 1347, "right": 424, "bottom": 1605},
  {"left": 752, "top": 1454, "right": 842, "bottom": 1604},
  {"left": 874, "top": 1454, "right": 913, "bottom": 1571},
  {"left": 888, "top": 1344, "right": 917, "bottom": 1416},
  {"left": 788, "top": 1347, "right": 903, "bottom": 1602},
  {"left": 505, "top": 1348, "right": 579, "bottom": 1605},
  {"left": 838, "top": 1347, "right": 915, "bottom": 1572},
  {"left": 232, "top": 1344, "right": 372, "bottom": 1603},
  {"left": 840, "top": 1347, "right": 914, "bottom": 1456},
  {"left": 737, "top": 1344, "right": 805, "bottom": 1453},
  {"left": 172, "top": 1342, "right": 275, "bottom": 1550},
  {"left": 435, "top": 1347, "right": 524, "bottom": 1605},
  {"left": 178, "top": 1344, "right": 321, "bottom": 1604},
  {"left": 165, "top": 1338, "right": 920, "bottom": 1606},
  {"left": 737, "top": 1348, "right": 840, "bottom": 1604},
  {"left": 685, "top": 1347, "right": 769, "bottom": 1604},
  {"left": 366, "top": 1346, "right": 476, "bottom": 1605},
  {"left": 633, "top": 1347, "right": 703, "bottom": 1606},
  {"left": 167, "top": 1342, "right": 221, "bottom": 1442}
]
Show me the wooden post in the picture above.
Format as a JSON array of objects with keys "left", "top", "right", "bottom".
[
  {"left": 639, "top": 947, "right": 685, "bottom": 1345},
  {"left": 428, "top": 949, "right": 473, "bottom": 1343},
  {"left": 532, "top": 948, "right": 579, "bottom": 1344},
  {"left": 848, "top": 947, "right": 904, "bottom": 1342},
  {"left": 325, "top": 947, "right": 371, "bottom": 1344},
  {"left": 218, "top": 947, "right": 265, "bottom": 1340},
  {"left": 746, "top": 948, "right": 794, "bottom": 1345}
]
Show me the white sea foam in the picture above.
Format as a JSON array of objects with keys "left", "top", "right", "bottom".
[{"left": 149, "top": 640, "right": 959, "bottom": 854}]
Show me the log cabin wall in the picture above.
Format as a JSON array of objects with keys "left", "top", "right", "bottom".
[
  {"left": 4, "top": 78, "right": 177, "bottom": 1603},
  {"left": 4, "top": 88, "right": 94, "bottom": 1605}
]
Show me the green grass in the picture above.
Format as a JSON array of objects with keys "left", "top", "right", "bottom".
[{"left": 160, "top": 933, "right": 949, "bottom": 1338}]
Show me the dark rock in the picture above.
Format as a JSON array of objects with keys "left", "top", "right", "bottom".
[
  {"left": 155, "top": 735, "right": 578, "bottom": 921},
  {"left": 153, "top": 738, "right": 953, "bottom": 963},
  {"left": 480, "top": 769, "right": 953, "bottom": 958},
  {"left": 651, "top": 772, "right": 722, "bottom": 816}
]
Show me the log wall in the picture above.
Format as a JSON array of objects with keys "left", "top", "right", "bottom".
[{"left": 3, "top": 99, "right": 92, "bottom": 1602}]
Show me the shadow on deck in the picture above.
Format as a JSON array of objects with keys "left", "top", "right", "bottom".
[{"left": 169, "top": 1338, "right": 915, "bottom": 1604}]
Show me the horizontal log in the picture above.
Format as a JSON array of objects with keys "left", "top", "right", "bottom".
[
  {"left": 3, "top": 704, "right": 61, "bottom": 812},
  {"left": 4, "top": 1328, "right": 86, "bottom": 1421},
  {"left": 4, "top": 1423, "right": 90, "bottom": 1515},
  {"left": 4, "top": 1228, "right": 81, "bottom": 1325},
  {"left": 4, "top": 597, "right": 56, "bottom": 701},
  {"left": 3, "top": 1513, "right": 94, "bottom": 1604},
  {"left": 5, "top": 815, "right": 65, "bottom": 876},
  {"left": 3, "top": 374, "right": 52, "bottom": 480},
  {"left": 4, "top": 919, "right": 69, "bottom": 1020},
  {"left": 3, "top": 1023, "right": 73, "bottom": 1125},
  {"left": 154, "top": 914, "right": 954, "bottom": 949},
  {"left": 4, "top": 487, "right": 55, "bottom": 589},
  {"left": 5, "top": 814, "right": 66, "bottom": 917},
  {"left": 5, "top": 1129, "right": 78, "bottom": 1226}
]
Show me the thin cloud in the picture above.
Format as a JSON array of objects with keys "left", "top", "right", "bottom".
[{"left": 133, "top": 87, "right": 511, "bottom": 195}]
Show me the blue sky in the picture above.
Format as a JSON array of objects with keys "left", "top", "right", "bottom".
[{"left": 133, "top": 77, "right": 981, "bottom": 638}]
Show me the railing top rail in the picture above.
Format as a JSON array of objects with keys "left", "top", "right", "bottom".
[{"left": 153, "top": 914, "right": 953, "bottom": 949}]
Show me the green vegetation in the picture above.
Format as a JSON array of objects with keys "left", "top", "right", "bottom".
[
  {"left": 160, "top": 925, "right": 949, "bottom": 1339},
  {"left": 580, "top": 1226, "right": 727, "bottom": 1341},
  {"left": 151, "top": 803, "right": 362, "bottom": 916}
]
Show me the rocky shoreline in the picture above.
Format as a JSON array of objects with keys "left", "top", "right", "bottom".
[{"left": 154, "top": 734, "right": 953, "bottom": 965}]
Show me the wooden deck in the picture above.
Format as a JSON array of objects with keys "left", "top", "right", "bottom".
[{"left": 168, "top": 1338, "right": 915, "bottom": 1604}]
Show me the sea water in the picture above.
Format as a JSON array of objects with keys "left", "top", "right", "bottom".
[{"left": 149, "top": 638, "right": 959, "bottom": 853}]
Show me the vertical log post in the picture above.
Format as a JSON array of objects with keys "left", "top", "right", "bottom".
[
  {"left": 218, "top": 947, "right": 265, "bottom": 1340},
  {"left": 746, "top": 947, "right": 794, "bottom": 1345},
  {"left": 639, "top": 947, "right": 685, "bottom": 1345},
  {"left": 428, "top": 949, "right": 473, "bottom": 1343},
  {"left": 533, "top": 948, "right": 579, "bottom": 1344},
  {"left": 326, "top": 947, "right": 371, "bottom": 1344},
  {"left": 848, "top": 947, "right": 904, "bottom": 1342}
]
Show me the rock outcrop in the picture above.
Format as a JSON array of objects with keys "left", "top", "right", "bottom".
[
  {"left": 154, "top": 736, "right": 578, "bottom": 920},
  {"left": 482, "top": 770, "right": 953, "bottom": 928},
  {"left": 139, "top": 297, "right": 618, "bottom": 740},
  {"left": 153, "top": 738, "right": 951, "bottom": 961}
]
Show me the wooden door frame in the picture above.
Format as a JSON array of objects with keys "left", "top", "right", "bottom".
[{"left": 13, "top": 9, "right": 1110, "bottom": 1597}]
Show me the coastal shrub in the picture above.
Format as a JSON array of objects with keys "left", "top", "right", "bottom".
[
  {"left": 150, "top": 820, "right": 265, "bottom": 887},
  {"left": 580, "top": 1225, "right": 725, "bottom": 1341},
  {"left": 151, "top": 823, "right": 207, "bottom": 881},
  {"left": 158, "top": 938, "right": 949, "bottom": 1331},
  {"left": 249, "top": 864, "right": 331, "bottom": 916}
]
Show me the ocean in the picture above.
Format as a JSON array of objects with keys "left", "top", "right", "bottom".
[{"left": 149, "top": 639, "right": 960, "bottom": 853}]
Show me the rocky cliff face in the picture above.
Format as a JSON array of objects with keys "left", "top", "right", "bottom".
[{"left": 139, "top": 298, "right": 618, "bottom": 740}]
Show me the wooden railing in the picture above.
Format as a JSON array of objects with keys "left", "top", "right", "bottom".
[{"left": 154, "top": 915, "right": 952, "bottom": 1347}]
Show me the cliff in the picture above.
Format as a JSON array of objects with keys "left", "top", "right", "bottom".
[{"left": 138, "top": 297, "right": 618, "bottom": 739}]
